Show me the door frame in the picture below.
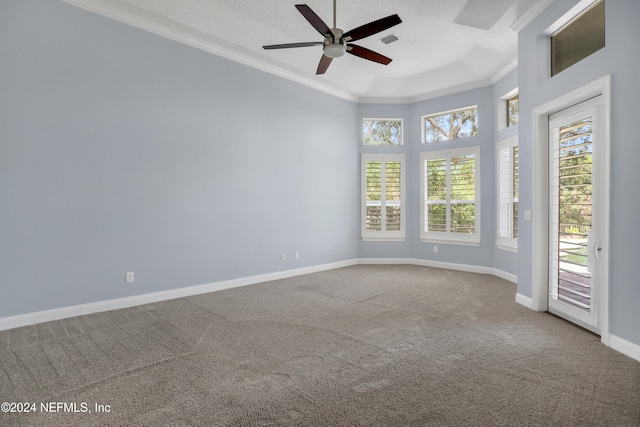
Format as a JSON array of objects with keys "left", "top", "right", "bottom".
[{"left": 531, "top": 75, "right": 611, "bottom": 345}]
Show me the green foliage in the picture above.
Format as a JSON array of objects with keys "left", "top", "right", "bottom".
[
  {"left": 508, "top": 95, "right": 519, "bottom": 127},
  {"left": 424, "top": 108, "right": 478, "bottom": 143},
  {"left": 365, "top": 161, "right": 402, "bottom": 232},
  {"left": 363, "top": 120, "right": 402, "bottom": 145},
  {"left": 558, "top": 119, "right": 593, "bottom": 236},
  {"left": 425, "top": 155, "right": 476, "bottom": 234}
]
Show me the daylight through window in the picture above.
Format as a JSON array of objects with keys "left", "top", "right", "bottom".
[
  {"left": 420, "top": 147, "right": 480, "bottom": 245},
  {"left": 362, "top": 119, "right": 403, "bottom": 145},
  {"left": 422, "top": 106, "right": 478, "bottom": 143},
  {"left": 507, "top": 94, "right": 519, "bottom": 127},
  {"left": 362, "top": 154, "right": 405, "bottom": 241}
]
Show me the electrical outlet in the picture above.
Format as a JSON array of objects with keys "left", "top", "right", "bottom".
[
  {"left": 433, "top": 246, "right": 438, "bottom": 253},
  {"left": 281, "top": 253, "right": 286, "bottom": 261},
  {"left": 525, "top": 210, "right": 532, "bottom": 221},
  {"left": 294, "top": 251, "right": 300, "bottom": 260},
  {"left": 126, "top": 272, "right": 135, "bottom": 283}
]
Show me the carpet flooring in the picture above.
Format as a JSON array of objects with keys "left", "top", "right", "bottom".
[{"left": 1, "top": 265, "right": 639, "bottom": 426}]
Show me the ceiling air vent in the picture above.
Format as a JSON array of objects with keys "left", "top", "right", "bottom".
[{"left": 380, "top": 34, "right": 399, "bottom": 44}]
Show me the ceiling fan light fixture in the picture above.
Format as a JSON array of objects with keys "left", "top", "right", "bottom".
[{"left": 324, "top": 43, "right": 346, "bottom": 58}]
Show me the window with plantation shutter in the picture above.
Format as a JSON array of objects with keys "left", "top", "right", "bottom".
[
  {"left": 362, "top": 154, "right": 405, "bottom": 241},
  {"left": 497, "top": 137, "right": 519, "bottom": 251},
  {"left": 420, "top": 147, "right": 480, "bottom": 245}
]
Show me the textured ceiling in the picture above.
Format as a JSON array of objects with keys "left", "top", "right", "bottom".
[{"left": 63, "top": 0, "right": 552, "bottom": 102}]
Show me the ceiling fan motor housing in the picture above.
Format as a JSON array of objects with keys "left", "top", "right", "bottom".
[{"left": 323, "top": 28, "right": 346, "bottom": 58}]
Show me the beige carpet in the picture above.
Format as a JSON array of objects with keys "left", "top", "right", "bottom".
[{"left": 1, "top": 265, "right": 639, "bottom": 426}]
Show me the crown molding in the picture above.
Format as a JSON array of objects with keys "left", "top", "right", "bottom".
[
  {"left": 359, "top": 78, "right": 494, "bottom": 105},
  {"left": 511, "top": 0, "right": 554, "bottom": 33},
  {"left": 62, "top": 0, "right": 527, "bottom": 106},
  {"left": 491, "top": 58, "right": 518, "bottom": 84},
  {"left": 62, "top": 0, "right": 359, "bottom": 102}
]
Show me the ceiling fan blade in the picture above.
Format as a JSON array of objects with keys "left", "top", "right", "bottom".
[
  {"left": 263, "top": 42, "right": 323, "bottom": 50},
  {"left": 342, "top": 14, "right": 402, "bottom": 42},
  {"left": 316, "top": 54, "right": 333, "bottom": 74},
  {"left": 295, "top": 4, "right": 332, "bottom": 37},
  {"left": 347, "top": 44, "right": 392, "bottom": 65}
]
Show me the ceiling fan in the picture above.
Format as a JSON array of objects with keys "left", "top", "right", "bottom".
[{"left": 263, "top": 0, "right": 402, "bottom": 74}]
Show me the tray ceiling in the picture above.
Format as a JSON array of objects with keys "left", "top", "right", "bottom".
[{"left": 63, "top": 0, "right": 552, "bottom": 102}]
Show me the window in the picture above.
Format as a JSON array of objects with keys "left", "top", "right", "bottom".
[
  {"left": 551, "top": 0, "right": 605, "bottom": 76},
  {"left": 362, "top": 119, "right": 403, "bottom": 145},
  {"left": 498, "top": 89, "right": 517, "bottom": 130},
  {"left": 422, "top": 106, "right": 478, "bottom": 143},
  {"left": 497, "top": 137, "right": 519, "bottom": 251},
  {"left": 507, "top": 94, "right": 519, "bottom": 127},
  {"left": 420, "top": 147, "right": 480, "bottom": 245},
  {"left": 362, "top": 154, "right": 405, "bottom": 241}
]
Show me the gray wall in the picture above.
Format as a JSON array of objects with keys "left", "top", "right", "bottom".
[
  {"left": 517, "top": 0, "right": 640, "bottom": 344},
  {"left": 0, "top": 0, "right": 358, "bottom": 317},
  {"left": 358, "top": 87, "right": 498, "bottom": 269},
  {"left": 409, "top": 87, "right": 496, "bottom": 267},
  {"left": 2, "top": 0, "right": 638, "bottom": 351},
  {"left": 492, "top": 68, "right": 519, "bottom": 276}
]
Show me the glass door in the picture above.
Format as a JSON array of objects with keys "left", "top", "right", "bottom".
[{"left": 548, "top": 96, "right": 603, "bottom": 333}]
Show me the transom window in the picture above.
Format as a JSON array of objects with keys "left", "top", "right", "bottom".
[
  {"left": 422, "top": 106, "right": 478, "bottom": 143},
  {"left": 362, "top": 119, "right": 403, "bottom": 145},
  {"left": 420, "top": 147, "right": 480, "bottom": 245},
  {"left": 507, "top": 94, "right": 519, "bottom": 127},
  {"left": 551, "top": 0, "right": 605, "bottom": 76}
]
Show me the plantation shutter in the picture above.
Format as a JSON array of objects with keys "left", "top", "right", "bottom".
[
  {"left": 365, "top": 161, "right": 382, "bottom": 231},
  {"left": 498, "top": 146, "right": 514, "bottom": 238},
  {"left": 421, "top": 147, "right": 480, "bottom": 244},
  {"left": 549, "top": 116, "right": 593, "bottom": 311},
  {"left": 497, "top": 139, "right": 519, "bottom": 249},
  {"left": 450, "top": 155, "right": 475, "bottom": 234},
  {"left": 425, "top": 158, "right": 446, "bottom": 232},
  {"left": 362, "top": 155, "right": 405, "bottom": 241},
  {"left": 385, "top": 161, "right": 402, "bottom": 231}
]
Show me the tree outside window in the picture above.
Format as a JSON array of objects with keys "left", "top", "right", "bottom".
[
  {"left": 362, "top": 119, "right": 403, "bottom": 145},
  {"left": 422, "top": 107, "right": 478, "bottom": 143}
]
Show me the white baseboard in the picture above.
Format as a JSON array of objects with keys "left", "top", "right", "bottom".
[
  {"left": 515, "top": 293, "right": 534, "bottom": 310},
  {"left": 608, "top": 334, "right": 640, "bottom": 362},
  {"left": 357, "top": 257, "right": 518, "bottom": 284},
  {"left": 0, "top": 259, "right": 357, "bottom": 331},
  {"left": 0, "top": 258, "right": 516, "bottom": 331},
  {"left": 4, "top": 257, "right": 639, "bottom": 362}
]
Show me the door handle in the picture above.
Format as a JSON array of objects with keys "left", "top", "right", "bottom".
[{"left": 594, "top": 241, "right": 601, "bottom": 259}]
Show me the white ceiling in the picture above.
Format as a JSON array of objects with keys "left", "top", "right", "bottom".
[{"left": 63, "top": 0, "right": 552, "bottom": 102}]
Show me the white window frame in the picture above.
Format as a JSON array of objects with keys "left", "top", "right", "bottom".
[
  {"left": 420, "top": 146, "right": 480, "bottom": 245},
  {"left": 496, "top": 136, "right": 519, "bottom": 252},
  {"left": 361, "top": 154, "right": 405, "bottom": 241},
  {"left": 362, "top": 118, "right": 404, "bottom": 146}
]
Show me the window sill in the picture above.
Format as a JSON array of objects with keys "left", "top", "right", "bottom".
[
  {"left": 362, "top": 236, "right": 406, "bottom": 242},
  {"left": 420, "top": 238, "right": 480, "bottom": 247},
  {"left": 497, "top": 242, "right": 518, "bottom": 253}
]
